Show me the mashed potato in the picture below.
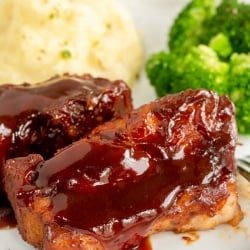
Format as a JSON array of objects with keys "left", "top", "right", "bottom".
[{"left": 0, "top": 0, "right": 143, "bottom": 85}]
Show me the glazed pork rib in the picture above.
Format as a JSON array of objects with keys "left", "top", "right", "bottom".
[
  {"left": 3, "top": 89, "right": 242, "bottom": 250},
  {"left": 0, "top": 74, "right": 132, "bottom": 191}
]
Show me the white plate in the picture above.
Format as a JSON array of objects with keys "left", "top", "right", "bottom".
[{"left": 1, "top": 0, "right": 250, "bottom": 249}]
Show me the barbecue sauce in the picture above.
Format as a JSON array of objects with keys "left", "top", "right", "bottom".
[
  {"left": 0, "top": 74, "right": 132, "bottom": 229},
  {"left": 16, "top": 89, "right": 237, "bottom": 249},
  {"left": 0, "top": 74, "right": 132, "bottom": 193}
]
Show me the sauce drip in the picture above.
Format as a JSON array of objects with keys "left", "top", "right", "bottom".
[{"left": 15, "top": 89, "right": 236, "bottom": 249}]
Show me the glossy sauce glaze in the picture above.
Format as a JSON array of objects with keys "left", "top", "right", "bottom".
[
  {"left": 17, "top": 89, "right": 237, "bottom": 249},
  {"left": 0, "top": 74, "right": 132, "bottom": 191}
]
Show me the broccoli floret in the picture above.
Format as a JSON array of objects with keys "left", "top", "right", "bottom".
[
  {"left": 202, "top": 0, "right": 250, "bottom": 55},
  {"left": 146, "top": 45, "right": 229, "bottom": 96},
  {"left": 228, "top": 53, "right": 250, "bottom": 134},
  {"left": 169, "top": 0, "right": 250, "bottom": 58},
  {"left": 172, "top": 45, "right": 229, "bottom": 94},
  {"left": 168, "top": 0, "right": 217, "bottom": 52},
  {"left": 208, "top": 33, "right": 232, "bottom": 59},
  {"left": 146, "top": 0, "right": 250, "bottom": 134},
  {"left": 146, "top": 48, "right": 250, "bottom": 134},
  {"left": 145, "top": 51, "right": 175, "bottom": 96}
]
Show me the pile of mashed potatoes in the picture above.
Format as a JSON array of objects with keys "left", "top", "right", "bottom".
[{"left": 0, "top": 0, "right": 143, "bottom": 85}]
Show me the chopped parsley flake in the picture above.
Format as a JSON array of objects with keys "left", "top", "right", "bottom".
[
  {"left": 49, "top": 8, "right": 60, "bottom": 19},
  {"left": 40, "top": 49, "right": 46, "bottom": 54},
  {"left": 60, "top": 50, "right": 72, "bottom": 60},
  {"left": 106, "top": 23, "right": 112, "bottom": 29}
]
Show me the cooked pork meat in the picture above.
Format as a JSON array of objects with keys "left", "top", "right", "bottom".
[
  {"left": 3, "top": 89, "right": 242, "bottom": 250},
  {"left": 0, "top": 74, "right": 132, "bottom": 192}
]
